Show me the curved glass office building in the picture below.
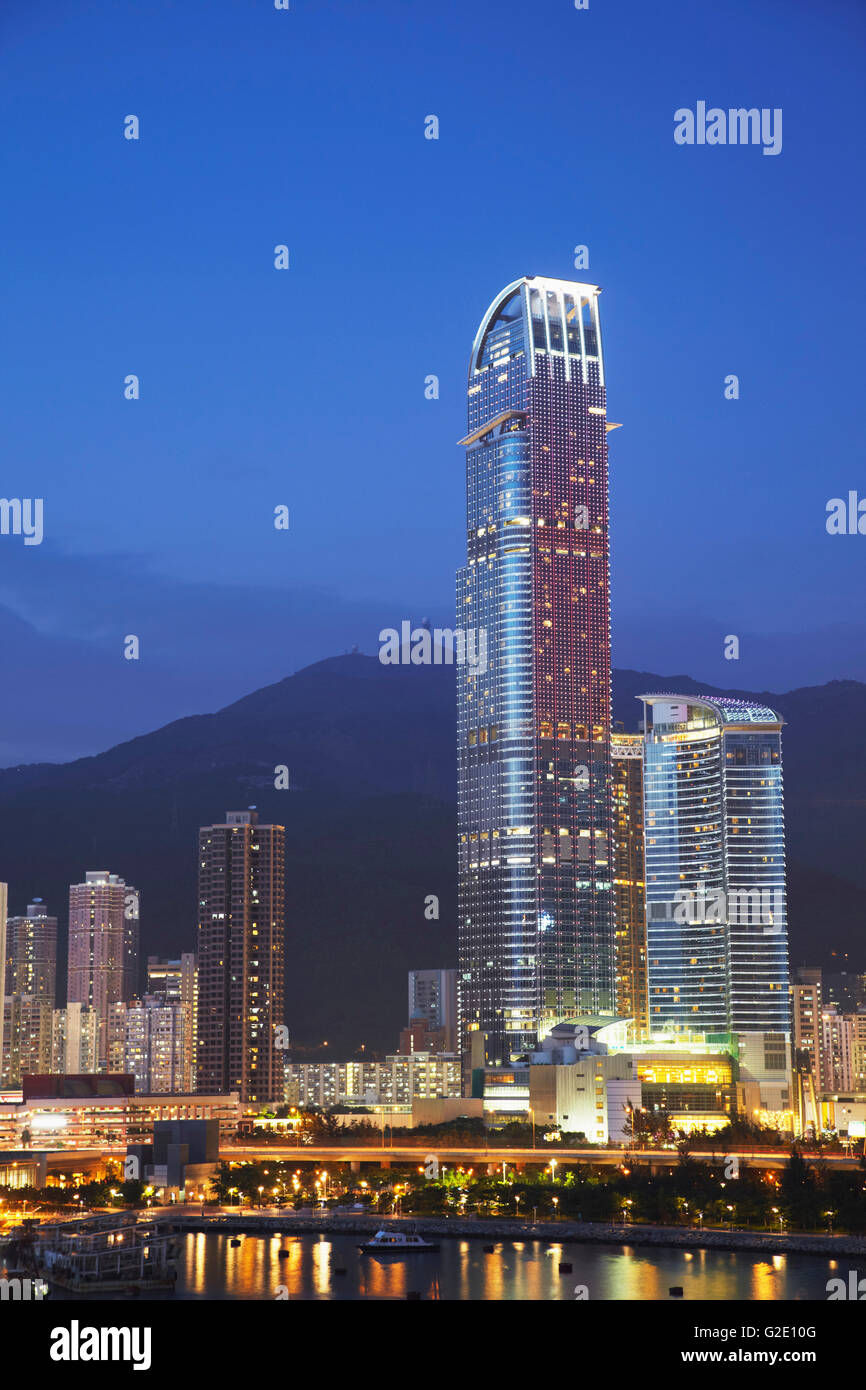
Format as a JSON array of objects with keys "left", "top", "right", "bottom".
[
  {"left": 457, "top": 277, "right": 617, "bottom": 1066},
  {"left": 640, "top": 695, "right": 790, "bottom": 1039}
]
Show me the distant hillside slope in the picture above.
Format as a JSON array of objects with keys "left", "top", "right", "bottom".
[{"left": 0, "top": 655, "right": 861, "bottom": 1051}]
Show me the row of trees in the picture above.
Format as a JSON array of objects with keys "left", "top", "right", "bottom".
[
  {"left": 255, "top": 1107, "right": 853, "bottom": 1153},
  {"left": 0, "top": 1177, "right": 147, "bottom": 1211},
  {"left": 398, "top": 1151, "right": 866, "bottom": 1232}
]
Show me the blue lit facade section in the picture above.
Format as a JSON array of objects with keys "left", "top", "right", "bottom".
[{"left": 641, "top": 695, "right": 790, "bottom": 1039}]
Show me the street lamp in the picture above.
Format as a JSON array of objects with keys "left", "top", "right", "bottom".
[
  {"left": 825, "top": 1209, "right": 836, "bottom": 1235},
  {"left": 552, "top": 1195, "right": 559, "bottom": 1220},
  {"left": 548, "top": 1159, "right": 558, "bottom": 1182}
]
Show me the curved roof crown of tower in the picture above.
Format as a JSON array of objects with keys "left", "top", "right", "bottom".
[
  {"left": 638, "top": 692, "right": 784, "bottom": 727},
  {"left": 469, "top": 275, "right": 604, "bottom": 382}
]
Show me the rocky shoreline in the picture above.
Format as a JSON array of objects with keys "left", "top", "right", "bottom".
[{"left": 165, "top": 1211, "right": 866, "bottom": 1258}]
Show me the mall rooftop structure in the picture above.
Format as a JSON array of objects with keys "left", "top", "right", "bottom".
[
  {"left": 0, "top": 1074, "right": 239, "bottom": 1151},
  {"left": 478, "top": 1022, "right": 769, "bottom": 1138}
]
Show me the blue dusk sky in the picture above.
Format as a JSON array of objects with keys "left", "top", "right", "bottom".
[{"left": 0, "top": 0, "right": 864, "bottom": 763}]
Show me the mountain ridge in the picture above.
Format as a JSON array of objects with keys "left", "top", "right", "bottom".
[{"left": 0, "top": 654, "right": 861, "bottom": 1052}]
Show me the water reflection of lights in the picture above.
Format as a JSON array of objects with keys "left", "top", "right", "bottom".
[
  {"left": 312, "top": 1238, "right": 332, "bottom": 1296},
  {"left": 749, "top": 1256, "right": 786, "bottom": 1300},
  {"left": 173, "top": 1233, "right": 831, "bottom": 1301}
]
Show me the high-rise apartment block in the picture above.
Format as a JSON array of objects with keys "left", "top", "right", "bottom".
[
  {"left": 791, "top": 967, "right": 823, "bottom": 1079},
  {"left": 122, "top": 888, "right": 141, "bottom": 1001},
  {"left": 5, "top": 900, "right": 57, "bottom": 1003},
  {"left": 2, "top": 898, "right": 60, "bottom": 1087},
  {"left": 287, "top": 1052, "right": 462, "bottom": 1109},
  {"left": 821, "top": 1005, "right": 854, "bottom": 1092},
  {"left": 849, "top": 1013, "right": 866, "bottom": 1092},
  {"left": 147, "top": 953, "right": 197, "bottom": 1091},
  {"left": 67, "top": 871, "right": 139, "bottom": 1069},
  {"left": 121, "top": 995, "right": 191, "bottom": 1094},
  {"left": 407, "top": 969, "right": 458, "bottom": 1053},
  {"left": 51, "top": 1003, "right": 99, "bottom": 1074},
  {"left": 3, "top": 996, "right": 53, "bottom": 1086},
  {"left": 196, "top": 810, "right": 285, "bottom": 1103}
]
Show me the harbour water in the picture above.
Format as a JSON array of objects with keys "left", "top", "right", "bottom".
[{"left": 168, "top": 1231, "right": 839, "bottom": 1300}]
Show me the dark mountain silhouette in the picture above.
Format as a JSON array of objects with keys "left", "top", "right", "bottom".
[{"left": 0, "top": 654, "right": 862, "bottom": 1053}]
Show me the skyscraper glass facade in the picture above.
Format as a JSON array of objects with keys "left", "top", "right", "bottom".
[
  {"left": 641, "top": 695, "right": 790, "bottom": 1038},
  {"left": 457, "top": 277, "right": 616, "bottom": 1066}
]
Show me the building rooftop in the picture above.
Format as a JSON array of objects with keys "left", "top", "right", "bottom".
[{"left": 638, "top": 692, "right": 783, "bottom": 728}]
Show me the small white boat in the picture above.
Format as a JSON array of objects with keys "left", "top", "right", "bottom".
[{"left": 358, "top": 1228, "right": 439, "bottom": 1254}]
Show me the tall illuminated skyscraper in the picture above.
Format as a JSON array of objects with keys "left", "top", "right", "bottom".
[
  {"left": 640, "top": 695, "right": 790, "bottom": 1042},
  {"left": 457, "top": 277, "right": 618, "bottom": 1066},
  {"left": 196, "top": 810, "right": 285, "bottom": 1103}
]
